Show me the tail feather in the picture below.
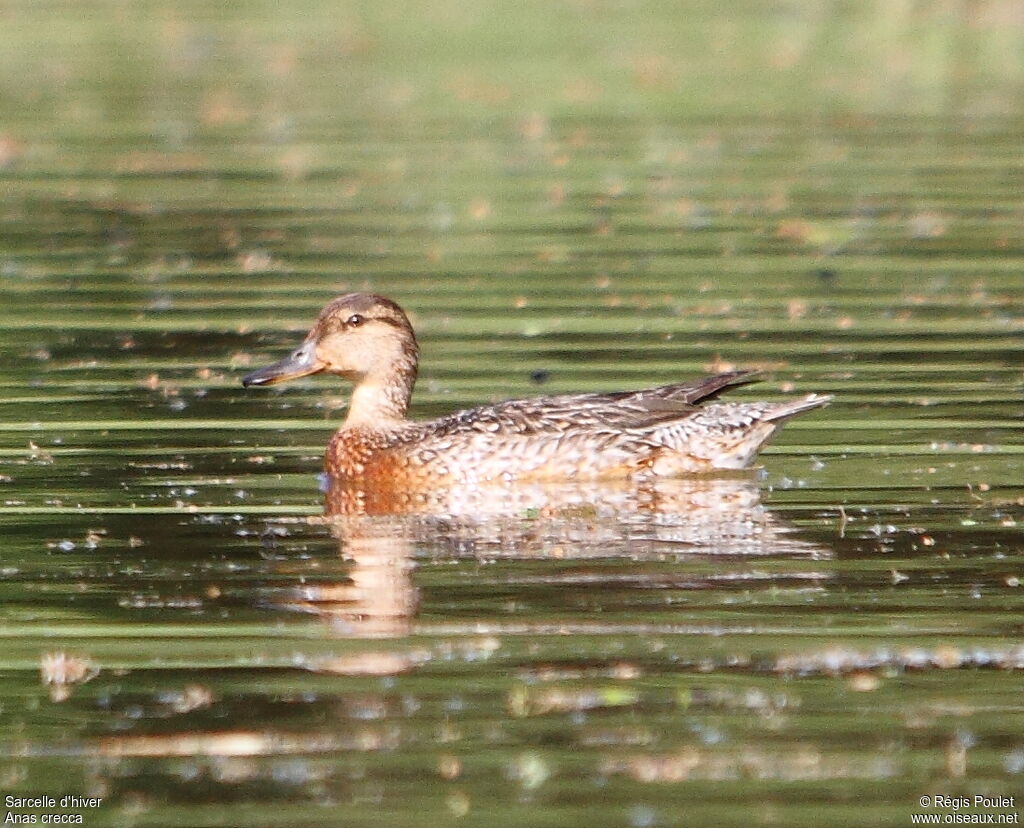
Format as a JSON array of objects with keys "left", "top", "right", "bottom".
[
  {"left": 647, "top": 393, "right": 832, "bottom": 473},
  {"left": 763, "top": 393, "right": 833, "bottom": 423}
]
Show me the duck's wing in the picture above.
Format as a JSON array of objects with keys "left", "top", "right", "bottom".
[
  {"left": 447, "top": 371, "right": 762, "bottom": 435},
  {"left": 623, "top": 370, "right": 761, "bottom": 407}
]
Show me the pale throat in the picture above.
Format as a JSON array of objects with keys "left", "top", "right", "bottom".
[{"left": 343, "top": 365, "right": 416, "bottom": 426}]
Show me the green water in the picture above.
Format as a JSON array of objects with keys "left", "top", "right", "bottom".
[{"left": 1, "top": 2, "right": 1023, "bottom": 826}]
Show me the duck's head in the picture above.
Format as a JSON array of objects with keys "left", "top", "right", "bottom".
[{"left": 242, "top": 293, "right": 419, "bottom": 389}]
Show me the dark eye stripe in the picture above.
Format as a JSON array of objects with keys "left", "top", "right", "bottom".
[{"left": 336, "top": 313, "right": 405, "bottom": 331}]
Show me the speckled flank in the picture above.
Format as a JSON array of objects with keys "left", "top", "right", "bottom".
[{"left": 245, "top": 294, "right": 832, "bottom": 486}]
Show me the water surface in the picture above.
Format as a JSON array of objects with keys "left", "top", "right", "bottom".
[{"left": 1, "top": 3, "right": 1023, "bottom": 827}]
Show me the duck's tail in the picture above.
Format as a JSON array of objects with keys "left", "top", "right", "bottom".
[
  {"left": 648, "top": 393, "right": 832, "bottom": 474},
  {"left": 762, "top": 393, "right": 834, "bottom": 423}
]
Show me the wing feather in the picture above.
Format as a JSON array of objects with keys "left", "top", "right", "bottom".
[{"left": 438, "top": 371, "right": 761, "bottom": 435}]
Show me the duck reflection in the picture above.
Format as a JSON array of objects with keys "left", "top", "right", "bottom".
[
  {"left": 270, "top": 474, "right": 830, "bottom": 639},
  {"left": 272, "top": 517, "right": 419, "bottom": 638}
]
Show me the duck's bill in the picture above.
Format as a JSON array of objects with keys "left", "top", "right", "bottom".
[{"left": 242, "top": 343, "right": 323, "bottom": 387}]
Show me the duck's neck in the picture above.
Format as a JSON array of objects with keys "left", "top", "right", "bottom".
[{"left": 343, "top": 364, "right": 417, "bottom": 428}]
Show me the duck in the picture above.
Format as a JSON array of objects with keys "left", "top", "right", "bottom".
[{"left": 242, "top": 293, "right": 831, "bottom": 485}]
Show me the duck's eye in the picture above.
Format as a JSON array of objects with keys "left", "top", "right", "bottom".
[{"left": 346, "top": 314, "right": 365, "bottom": 327}]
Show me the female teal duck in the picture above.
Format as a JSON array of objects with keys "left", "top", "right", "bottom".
[{"left": 243, "top": 293, "right": 830, "bottom": 485}]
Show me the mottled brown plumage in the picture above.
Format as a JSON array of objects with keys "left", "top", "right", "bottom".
[{"left": 243, "top": 293, "right": 831, "bottom": 485}]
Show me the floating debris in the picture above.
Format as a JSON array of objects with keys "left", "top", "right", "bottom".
[
  {"left": 306, "top": 650, "right": 430, "bottom": 677},
  {"left": 96, "top": 730, "right": 341, "bottom": 758},
  {"left": 40, "top": 652, "right": 99, "bottom": 702},
  {"left": 601, "top": 745, "right": 898, "bottom": 782},
  {"left": 158, "top": 684, "right": 216, "bottom": 715},
  {"left": 771, "top": 643, "right": 1024, "bottom": 676},
  {"left": 509, "top": 684, "right": 640, "bottom": 717},
  {"left": 846, "top": 672, "right": 881, "bottom": 692}
]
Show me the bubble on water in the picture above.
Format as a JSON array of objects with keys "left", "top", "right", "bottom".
[
  {"left": 954, "top": 728, "right": 977, "bottom": 749},
  {"left": 693, "top": 723, "right": 725, "bottom": 745},
  {"left": 510, "top": 752, "right": 550, "bottom": 791},
  {"left": 271, "top": 759, "right": 312, "bottom": 786},
  {"left": 171, "top": 760, "right": 202, "bottom": 782},
  {"left": 1004, "top": 750, "right": 1024, "bottom": 774},
  {"left": 628, "top": 804, "right": 658, "bottom": 827}
]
